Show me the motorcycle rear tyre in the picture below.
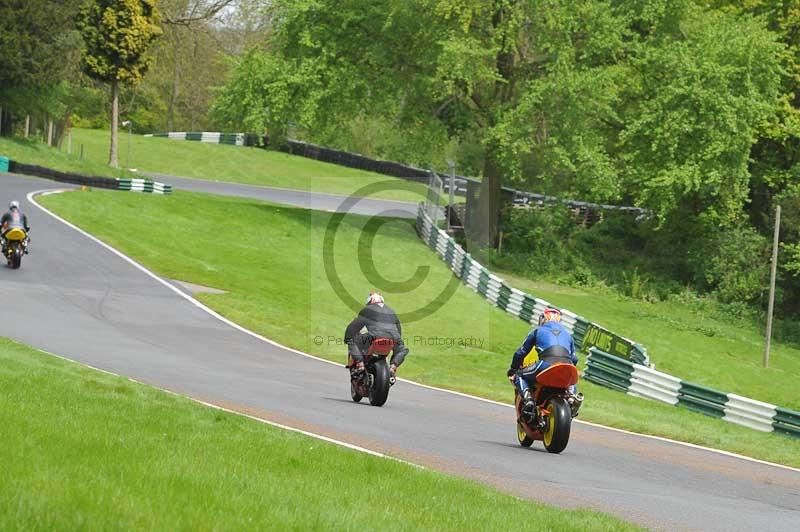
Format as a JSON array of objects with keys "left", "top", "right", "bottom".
[
  {"left": 543, "top": 397, "right": 572, "bottom": 454},
  {"left": 368, "top": 359, "right": 390, "bottom": 406},
  {"left": 10, "top": 248, "right": 21, "bottom": 269}
]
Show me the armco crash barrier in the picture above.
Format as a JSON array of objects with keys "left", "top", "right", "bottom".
[
  {"left": 146, "top": 131, "right": 245, "bottom": 146},
  {"left": 415, "top": 204, "right": 648, "bottom": 364},
  {"left": 585, "top": 348, "right": 800, "bottom": 437},
  {"left": 3, "top": 159, "right": 172, "bottom": 194}
]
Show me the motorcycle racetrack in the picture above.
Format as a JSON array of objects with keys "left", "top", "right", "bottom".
[{"left": 1, "top": 172, "right": 799, "bottom": 531}]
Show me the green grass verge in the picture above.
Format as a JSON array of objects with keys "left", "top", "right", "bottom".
[
  {"left": 66, "top": 128, "right": 430, "bottom": 202},
  {"left": 0, "top": 135, "right": 138, "bottom": 180},
  {"left": 493, "top": 272, "right": 800, "bottom": 412},
  {"left": 39, "top": 189, "right": 800, "bottom": 467},
  {"left": 0, "top": 337, "right": 633, "bottom": 530}
]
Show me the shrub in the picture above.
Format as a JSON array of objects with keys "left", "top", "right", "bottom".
[{"left": 703, "top": 225, "right": 769, "bottom": 304}]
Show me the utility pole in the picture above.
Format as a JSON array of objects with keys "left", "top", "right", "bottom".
[
  {"left": 764, "top": 204, "right": 781, "bottom": 368},
  {"left": 446, "top": 160, "right": 456, "bottom": 232}
]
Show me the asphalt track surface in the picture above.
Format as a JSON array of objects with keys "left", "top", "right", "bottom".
[
  {"left": 145, "top": 172, "right": 421, "bottom": 218},
  {"left": 1, "top": 172, "right": 799, "bottom": 531}
]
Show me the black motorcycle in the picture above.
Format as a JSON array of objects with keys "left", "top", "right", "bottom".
[{"left": 349, "top": 337, "right": 395, "bottom": 407}]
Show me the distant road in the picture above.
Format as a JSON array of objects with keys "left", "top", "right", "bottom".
[{"left": 145, "top": 172, "right": 421, "bottom": 218}]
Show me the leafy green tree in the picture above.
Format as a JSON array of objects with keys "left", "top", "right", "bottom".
[
  {"left": 0, "top": 0, "right": 83, "bottom": 136},
  {"left": 78, "top": 0, "right": 162, "bottom": 167}
]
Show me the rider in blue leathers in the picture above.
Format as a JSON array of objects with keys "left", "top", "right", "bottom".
[{"left": 507, "top": 307, "right": 583, "bottom": 417}]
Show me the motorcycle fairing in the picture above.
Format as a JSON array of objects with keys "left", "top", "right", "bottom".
[
  {"left": 535, "top": 363, "right": 579, "bottom": 389},
  {"left": 5, "top": 228, "right": 26, "bottom": 241}
]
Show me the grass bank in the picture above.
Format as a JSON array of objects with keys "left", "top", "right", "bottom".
[
  {"left": 39, "top": 189, "right": 800, "bottom": 467},
  {"left": 493, "top": 271, "right": 800, "bottom": 412},
  {"left": 0, "top": 337, "right": 632, "bottom": 530},
  {"left": 0, "top": 135, "right": 137, "bottom": 179},
  {"left": 68, "top": 128, "right": 428, "bottom": 202}
]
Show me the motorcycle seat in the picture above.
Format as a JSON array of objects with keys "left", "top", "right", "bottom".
[{"left": 367, "top": 338, "right": 394, "bottom": 356}]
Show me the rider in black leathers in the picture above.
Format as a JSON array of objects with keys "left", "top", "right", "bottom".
[{"left": 345, "top": 292, "right": 409, "bottom": 378}]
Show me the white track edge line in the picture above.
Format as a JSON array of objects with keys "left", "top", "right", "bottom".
[
  {"left": 35, "top": 346, "right": 422, "bottom": 467},
  {"left": 27, "top": 188, "right": 800, "bottom": 474}
]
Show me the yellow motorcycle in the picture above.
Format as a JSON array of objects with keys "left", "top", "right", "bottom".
[{"left": 2, "top": 226, "right": 29, "bottom": 269}]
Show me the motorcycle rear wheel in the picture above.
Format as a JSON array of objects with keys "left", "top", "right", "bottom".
[
  {"left": 542, "top": 397, "right": 572, "bottom": 454},
  {"left": 10, "top": 248, "right": 21, "bottom": 269},
  {"left": 368, "top": 359, "right": 390, "bottom": 406}
]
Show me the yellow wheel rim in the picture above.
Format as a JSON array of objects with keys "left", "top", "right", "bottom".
[
  {"left": 543, "top": 403, "right": 556, "bottom": 446},
  {"left": 517, "top": 422, "right": 527, "bottom": 443}
]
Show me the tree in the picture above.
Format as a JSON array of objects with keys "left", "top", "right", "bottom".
[
  {"left": 214, "top": 0, "right": 785, "bottom": 247},
  {"left": 78, "top": 0, "right": 162, "bottom": 167},
  {"left": 0, "top": 0, "right": 83, "bottom": 137}
]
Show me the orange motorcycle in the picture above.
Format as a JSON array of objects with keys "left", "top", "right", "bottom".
[{"left": 514, "top": 363, "right": 580, "bottom": 453}]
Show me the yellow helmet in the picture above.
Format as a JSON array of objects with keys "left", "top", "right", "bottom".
[{"left": 538, "top": 307, "right": 561, "bottom": 325}]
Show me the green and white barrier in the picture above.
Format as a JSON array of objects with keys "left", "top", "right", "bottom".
[
  {"left": 117, "top": 178, "right": 172, "bottom": 194},
  {"left": 415, "top": 204, "right": 647, "bottom": 363},
  {"left": 416, "top": 204, "right": 799, "bottom": 437},
  {"left": 585, "top": 348, "right": 800, "bottom": 437},
  {"left": 145, "top": 132, "right": 245, "bottom": 146}
]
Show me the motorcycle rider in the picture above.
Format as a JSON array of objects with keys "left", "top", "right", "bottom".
[
  {"left": 1, "top": 200, "right": 30, "bottom": 255},
  {"left": 507, "top": 307, "right": 583, "bottom": 418},
  {"left": 345, "top": 291, "right": 409, "bottom": 381}
]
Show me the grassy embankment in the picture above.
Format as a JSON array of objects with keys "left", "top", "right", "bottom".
[
  {"left": 1, "top": 130, "right": 429, "bottom": 202},
  {"left": 40, "top": 189, "right": 800, "bottom": 467},
  {"left": 68, "top": 128, "right": 429, "bottom": 202},
  {"left": 0, "top": 134, "right": 138, "bottom": 179},
  {"left": 0, "top": 337, "right": 633, "bottom": 530}
]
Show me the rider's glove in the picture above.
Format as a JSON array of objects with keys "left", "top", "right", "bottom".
[{"left": 506, "top": 367, "right": 517, "bottom": 377}]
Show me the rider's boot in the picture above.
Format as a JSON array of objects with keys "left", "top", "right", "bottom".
[
  {"left": 521, "top": 389, "right": 536, "bottom": 422},
  {"left": 389, "top": 363, "right": 397, "bottom": 386}
]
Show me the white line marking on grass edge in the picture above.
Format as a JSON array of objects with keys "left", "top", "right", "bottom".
[
  {"left": 28, "top": 189, "right": 800, "bottom": 474},
  {"left": 35, "top": 346, "right": 420, "bottom": 466}
]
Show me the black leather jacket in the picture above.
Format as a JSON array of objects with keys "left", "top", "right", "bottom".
[{"left": 1, "top": 209, "right": 29, "bottom": 233}]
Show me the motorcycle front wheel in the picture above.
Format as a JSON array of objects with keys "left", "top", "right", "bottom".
[
  {"left": 350, "top": 379, "right": 363, "bottom": 403},
  {"left": 514, "top": 393, "right": 534, "bottom": 447},
  {"left": 542, "top": 397, "right": 572, "bottom": 454}
]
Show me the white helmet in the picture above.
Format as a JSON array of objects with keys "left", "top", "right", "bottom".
[
  {"left": 9, "top": 200, "right": 19, "bottom": 210},
  {"left": 365, "top": 291, "right": 385, "bottom": 306}
]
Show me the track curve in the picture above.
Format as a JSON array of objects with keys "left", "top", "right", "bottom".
[
  {"left": 145, "top": 172, "right": 421, "bottom": 218},
  {"left": 1, "top": 173, "right": 798, "bottom": 531}
]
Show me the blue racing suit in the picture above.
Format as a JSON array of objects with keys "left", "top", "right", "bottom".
[{"left": 508, "top": 321, "right": 577, "bottom": 397}]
